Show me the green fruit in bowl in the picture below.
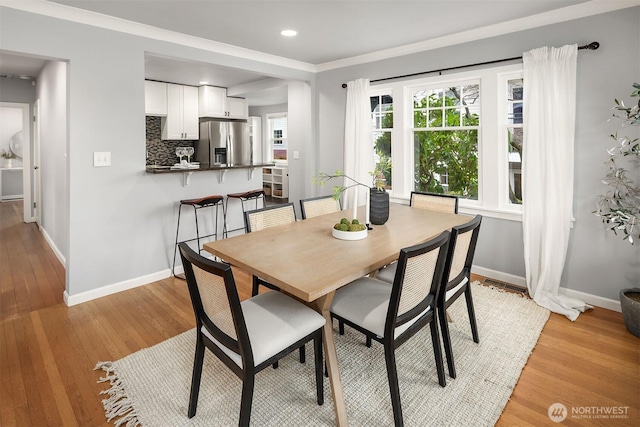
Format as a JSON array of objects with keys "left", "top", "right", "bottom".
[
  {"left": 334, "top": 223, "right": 349, "bottom": 231},
  {"left": 352, "top": 219, "right": 360, "bottom": 225},
  {"left": 340, "top": 218, "right": 350, "bottom": 225}
]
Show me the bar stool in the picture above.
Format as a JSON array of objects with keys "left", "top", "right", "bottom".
[
  {"left": 223, "top": 189, "right": 266, "bottom": 238},
  {"left": 172, "top": 195, "right": 225, "bottom": 279}
]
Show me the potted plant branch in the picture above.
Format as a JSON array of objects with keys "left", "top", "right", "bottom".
[
  {"left": 314, "top": 167, "right": 389, "bottom": 225},
  {"left": 594, "top": 83, "right": 640, "bottom": 337}
]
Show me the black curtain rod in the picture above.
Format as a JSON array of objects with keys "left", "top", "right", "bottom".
[{"left": 341, "top": 41, "right": 599, "bottom": 88}]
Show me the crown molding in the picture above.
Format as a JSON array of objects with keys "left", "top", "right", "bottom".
[
  {"left": 315, "top": 0, "right": 640, "bottom": 72},
  {"left": 0, "top": 0, "right": 317, "bottom": 73},
  {"left": 2, "top": 0, "right": 638, "bottom": 74}
]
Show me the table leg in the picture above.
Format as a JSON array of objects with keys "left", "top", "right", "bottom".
[{"left": 313, "top": 292, "right": 348, "bottom": 427}]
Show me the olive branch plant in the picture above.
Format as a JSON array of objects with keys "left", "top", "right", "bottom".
[
  {"left": 594, "top": 83, "right": 640, "bottom": 245},
  {"left": 313, "top": 168, "right": 386, "bottom": 201}
]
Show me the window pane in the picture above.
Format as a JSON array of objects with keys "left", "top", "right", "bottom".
[
  {"left": 507, "top": 79, "right": 523, "bottom": 101},
  {"left": 371, "top": 94, "right": 393, "bottom": 190},
  {"left": 507, "top": 127, "right": 523, "bottom": 204},
  {"left": 413, "top": 130, "right": 478, "bottom": 199}
]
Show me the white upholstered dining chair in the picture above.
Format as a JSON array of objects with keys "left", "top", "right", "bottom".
[
  {"left": 330, "top": 231, "right": 450, "bottom": 426},
  {"left": 179, "top": 243, "right": 325, "bottom": 425}
]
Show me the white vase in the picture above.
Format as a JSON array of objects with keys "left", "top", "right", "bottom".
[{"left": 3, "top": 158, "right": 12, "bottom": 168}]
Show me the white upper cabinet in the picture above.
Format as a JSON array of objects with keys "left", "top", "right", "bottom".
[
  {"left": 226, "top": 97, "right": 248, "bottom": 120},
  {"left": 145, "top": 80, "right": 167, "bottom": 116},
  {"left": 162, "top": 84, "right": 199, "bottom": 140},
  {"left": 199, "top": 85, "right": 248, "bottom": 119},
  {"left": 199, "top": 86, "right": 227, "bottom": 118}
]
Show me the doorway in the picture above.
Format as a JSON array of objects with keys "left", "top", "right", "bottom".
[{"left": 0, "top": 102, "right": 31, "bottom": 221}]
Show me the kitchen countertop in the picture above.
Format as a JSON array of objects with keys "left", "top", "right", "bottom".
[{"left": 145, "top": 163, "right": 275, "bottom": 174}]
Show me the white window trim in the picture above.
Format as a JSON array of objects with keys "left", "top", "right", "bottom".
[
  {"left": 266, "top": 112, "right": 288, "bottom": 165},
  {"left": 372, "top": 63, "right": 524, "bottom": 222}
]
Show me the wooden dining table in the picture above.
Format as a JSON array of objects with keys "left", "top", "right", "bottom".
[{"left": 203, "top": 202, "right": 470, "bottom": 426}]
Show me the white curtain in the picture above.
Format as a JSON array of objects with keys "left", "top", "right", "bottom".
[
  {"left": 344, "top": 78, "right": 373, "bottom": 211},
  {"left": 522, "top": 44, "right": 591, "bottom": 321}
]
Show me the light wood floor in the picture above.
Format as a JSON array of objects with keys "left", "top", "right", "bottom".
[{"left": 1, "top": 200, "right": 638, "bottom": 426}]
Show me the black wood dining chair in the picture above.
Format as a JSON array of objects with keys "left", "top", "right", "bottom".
[
  {"left": 179, "top": 243, "right": 325, "bottom": 426},
  {"left": 330, "top": 231, "right": 450, "bottom": 426}
]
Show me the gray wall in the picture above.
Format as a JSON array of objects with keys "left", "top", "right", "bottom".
[
  {"left": 315, "top": 7, "right": 640, "bottom": 301},
  {"left": 0, "top": 7, "right": 315, "bottom": 299}
]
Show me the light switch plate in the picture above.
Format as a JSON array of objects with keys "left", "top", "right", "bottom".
[
  {"left": 94, "top": 152, "right": 111, "bottom": 167},
  {"left": 293, "top": 151, "right": 300, "bottom": 159}
]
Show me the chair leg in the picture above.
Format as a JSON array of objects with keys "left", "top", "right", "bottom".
[
  {"left": 238, "top": 373, "right": 255, "bottom": 427},
  {"left": 438, "top": 306, "right": 456, "bottom": 379},
  {"left": 187, "top": 339, "right": 205, "bottom": 418},
  {"left": 314, "top": 331, "right": 324, "bottom": 405},
  {"left": 429, "top": 318, "right": 447, "bottom": 387},
  {"left": 299, "top": 345, "right": 306, "bottom": 363},
  {"left": 366, "top": 336, "right": 372, "bottom": 348},
  {"left": 465, "top": 286, "right": 480, "bottom": 343},
  {"left": 383, "top": 343, "right": 403, "bottom": 427},
  {"left": 339, "top": 320, "right": 344, "bottom": 335},
  {"left": 251, "top": 275, "right": 260, "bottom": 296}
]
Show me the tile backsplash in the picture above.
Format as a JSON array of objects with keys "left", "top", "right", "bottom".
[{"left": 146, "top": 116, "right": 196, "bottom": 166}]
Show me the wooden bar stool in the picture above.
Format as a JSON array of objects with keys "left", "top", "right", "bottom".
[
  {"left": 172, "top": 195, "right": 224, "bottom": 279},
  {"left": 223, "top": 189, "right": 266, "bottom": 238}
]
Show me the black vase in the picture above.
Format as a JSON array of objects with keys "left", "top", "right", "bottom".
[{"left": 369, "top": 188, "right": 389, "bottom": 225}]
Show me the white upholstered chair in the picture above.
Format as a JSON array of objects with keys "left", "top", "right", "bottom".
[
  {"left": 179, "top": 243, "right": 325, "bottom": 425},
  {"left": 330, "top": 231, "right": 450, "bottom": 426}
]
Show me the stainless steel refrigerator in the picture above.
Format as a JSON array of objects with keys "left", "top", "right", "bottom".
[{"left": 196, "top": 119, "right": 261, "bottom": 167}]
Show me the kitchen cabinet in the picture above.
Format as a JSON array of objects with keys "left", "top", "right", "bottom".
[
  {"left": 262, "top": 166, "right": 288, "bottom": 199},
  {"left": 199, "top": 85, "right": 248, "bottom": 119},
  {"left": 226, "top": 97, "right": 248, "bottom": 119},
  {"left": 145, "top": 81, "right": 167, "bottom": 116},
  {"left": 162, "top": 84, "right": 198, "bottom": 140}
]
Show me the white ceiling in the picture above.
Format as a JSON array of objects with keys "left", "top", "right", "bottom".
[
  {"left": 47, "top": 0, "right": 591, "bottom": 65},
  {"left": 1, "top": 0, "right": 634, "bottom": 106}
]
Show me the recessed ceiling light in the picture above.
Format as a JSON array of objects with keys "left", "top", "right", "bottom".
[
  {"left": 199, "top": 81, "right": 209, "bottom": 85},
  {"left": 280, "top": 29, "right": 297, "bottom": 37}
]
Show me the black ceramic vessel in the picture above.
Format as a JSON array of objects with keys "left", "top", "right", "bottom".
[{"left": 369, "top": 188, "right": 389, "bottom": 225}]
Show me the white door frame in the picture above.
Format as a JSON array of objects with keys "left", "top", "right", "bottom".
[
  {"left": 33, "top": 99, "right": 41, "bottom": 226},
  {"left": 0, "top": 102, "right": 32, "bottom": 222}
]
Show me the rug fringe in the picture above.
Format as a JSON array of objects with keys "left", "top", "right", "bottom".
[{"left": 95, "top": 361, "right": 142, "bottom": 427}]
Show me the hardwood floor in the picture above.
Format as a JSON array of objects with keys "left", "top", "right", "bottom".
[{"left": 1, "top": 200, "right": 638, "bottom": 426}]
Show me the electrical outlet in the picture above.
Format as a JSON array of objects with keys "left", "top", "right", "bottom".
[
  {"left": 293, "top": 151, "right": 300, "bottom": 159},
  {"left": 94, "top": 152, "right": 111, "bottom": 167}
]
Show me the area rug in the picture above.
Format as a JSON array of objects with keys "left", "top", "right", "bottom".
[{"left": 95, "top": 282, "right": 549, "bottom": 426}]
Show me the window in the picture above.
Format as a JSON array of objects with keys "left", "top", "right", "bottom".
[
  {"left": 506, "top": 79, "right": 523, "bottom": 204},
  {"left": 370, "top": 64, "right": 524, "bottom": 221},
  {"left": 411, "top": 83, "right": 479, "bottom": 199},
  {"left": 267, "top": 113, "right": 287, "bottom": 162},
  {"left": 370, "top": 93, "right": 393, "bottom": 189}
]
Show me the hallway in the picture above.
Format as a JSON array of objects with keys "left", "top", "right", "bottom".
[{"left": 0, "top": 200, "right": 65, "bottom": 320}]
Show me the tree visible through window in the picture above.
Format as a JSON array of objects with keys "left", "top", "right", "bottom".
[
  {"left": 412, "top": 84, "right": 479, "bottom": 199},
  {"left": 371, "top": 94, "right": 393, "bottom": 189}
]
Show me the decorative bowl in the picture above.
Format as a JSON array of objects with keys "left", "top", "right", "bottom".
[{"left": 332, "top": 227, "right": 368, "bottom": 241}]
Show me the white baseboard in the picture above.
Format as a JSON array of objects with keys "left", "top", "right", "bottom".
[
  {"left": 471, "top": 265, "right": 621, "bottom": 312},
  {"left": 40, "top": 226, "right": 66, "bottom": 268},
  {"left": 558, "top": 287, "right": 621, "bottom": 312},
  {"left": 64, "top": 266, "right": 183, "bottom": 306},
  {"left": 471, "top": 266, "right": 526, "bottom": 287},
  {"left": 1, "top": 194, "right": 24, "bottom": 201}
]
